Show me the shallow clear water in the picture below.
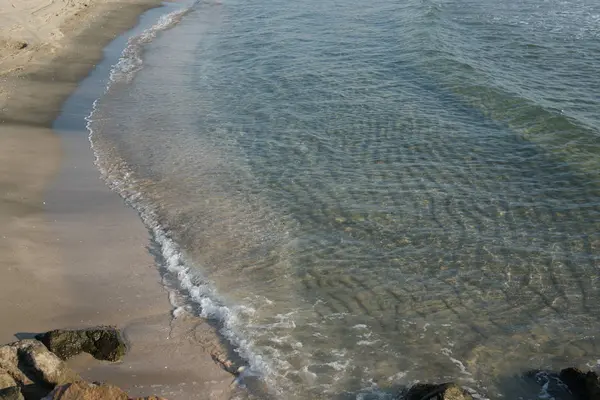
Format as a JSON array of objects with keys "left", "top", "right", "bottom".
[{"left": 89, "top": 0, "right": 600, "bottom": 398}]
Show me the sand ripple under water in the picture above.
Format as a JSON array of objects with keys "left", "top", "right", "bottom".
[{"left": 88, "top": 0, "right": 600, "bottom": 398}]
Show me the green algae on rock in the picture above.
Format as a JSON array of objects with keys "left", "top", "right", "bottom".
[{"left": 35, "top": 327, "right": 126, "bottom": 362}]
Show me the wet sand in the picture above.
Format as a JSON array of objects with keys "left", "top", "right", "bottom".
[{"left": 0, "top": 1, "right": 237, "bottom": 398}]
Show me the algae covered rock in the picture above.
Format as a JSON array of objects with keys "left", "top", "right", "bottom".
[
  {"left": 36, "top": 327, "right": 126, "bottom": 362},
  {"left": 402, "top": 382, "right": 473, "bottom": 400}
]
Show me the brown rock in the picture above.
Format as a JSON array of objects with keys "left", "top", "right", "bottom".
[
  {"left": 0, "top": 368, "right": 23, "bottom": 400},
  {"left": 0, "top": 369, "right": 17, "bottom": 390},
  {"left": 402, "top": 382, "right": 473, "bottom": 400},
  {"left": 0, "top": 387, "right": 24, "bottom": 400},
  {"left": 20, "top": 341, "right": 80, "bottom": 386},
  {"left": 42, "top": 382, "right": 128, "bottom": 400},
  {"left": 129, "top": 397, "right": 168, "bottom": 400},
  {"left": 0, "top": 338, "right": 163, "bottom": 400},
  {"left": 0, "top": 340, "right": 80, "bottom": 399}
]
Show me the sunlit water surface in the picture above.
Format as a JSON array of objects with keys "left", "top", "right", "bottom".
[{"left": 89, "top": 0, "right": 600, "bottom": 398}]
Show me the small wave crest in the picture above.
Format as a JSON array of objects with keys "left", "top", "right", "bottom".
[
  {"left": 86, "top": 127, "right": 278, "bottom": 391},
  {"left": 107, "top": 6, "right": 192, "bottom": 86}
]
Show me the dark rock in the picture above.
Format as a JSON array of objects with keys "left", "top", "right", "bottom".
[
  {"left": 402, "top": 382, "right": 473, "bottom": 400},
  {"left": 36, "top": 327, "right": 126, "bottom": 362},
  {"left": 559, "top": 368, "right": 600, "bottom": 400},
  {"left": 0, "top": 387, "right": 24, "bottom": 400}
]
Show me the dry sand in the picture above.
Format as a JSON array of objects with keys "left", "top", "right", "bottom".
[{"left": 0, "top": 1, "right": 240, "bottom": 399}]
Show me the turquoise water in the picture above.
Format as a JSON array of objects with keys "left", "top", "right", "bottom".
[{"left": 89, "top": 0, "right": 600, "bottom": 398}]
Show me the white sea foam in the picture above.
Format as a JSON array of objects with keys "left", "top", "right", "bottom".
[
  {"left": 87, "top": 137, "right": 280, "bottom": 393},
  {"left": 440, "top": 347, "right": 474, "bottom": 381},
  {"left": 387, "top": 371, "right": 407, "bottom": 382},
  {"left": 300, "top": 366, "right": 318, "bottom": 383},
  {"left": 331, "top": 349, "right": 347, "bottom": 357},
  {"left": 326, "top": 360, "right": 350, "bottom": 372},
  {"left": 357, "top": 340, "right": 380, "bottom": 346},
  {"left": 534, "top": 372, "right": 558, "bottom": 400},
  {"left": 172, "top": 306, "right": 190, "bottom": 319},
  {"left": 85, "top": 3, "right": 282, "bottom": 397},
  {"left": 108, "top": 8, "right": 191, "bottom": 86}
]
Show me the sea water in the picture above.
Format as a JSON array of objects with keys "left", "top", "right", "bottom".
[{"left": 88, "top": 0, "right": 600, "bottom": 398}]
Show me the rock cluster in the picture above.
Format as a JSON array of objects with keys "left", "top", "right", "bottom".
[
  {"left": 3, "top": 326, "right": 600, "bottom": 400},
  {"left": 0, "top": 339, "right": 79, "bottom": 400},
  {"left": 396, "top": 368, "right": 600, "bottom": 400},
  {"left": 0, "top": 327, "right": 164, "bottom": 400}
]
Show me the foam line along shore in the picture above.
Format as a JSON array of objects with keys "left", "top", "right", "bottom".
[{"left": 0, "top": 1, "right": 240, "bottom": 399}]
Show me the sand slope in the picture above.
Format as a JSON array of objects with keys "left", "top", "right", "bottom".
[
  {"left": 0, "top": 1, "right": 240, "bottom": 399},
  {"left": 0, "top": 0, "right": 109, "bottom": 75},
  {"left": 0, "top": 0, "right": 165, "bottom": 343}
]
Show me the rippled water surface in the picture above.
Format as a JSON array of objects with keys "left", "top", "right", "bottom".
[{"left": 89, "top": 0, "right": 600, "bottom": 398}]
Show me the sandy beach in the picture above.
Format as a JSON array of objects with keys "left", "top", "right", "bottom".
[{"left": 0, "top": 1, "right": 237, "bottom": 398}]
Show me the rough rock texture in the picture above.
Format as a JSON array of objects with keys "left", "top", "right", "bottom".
[
  {"left": 42, "top": 382, "right": 169, "bottom": 400},
  {"left": 559, "top": 368, "right": 600, "bottom": 400},
  {"left": 0, "top": 386, "right": 24, "bottom": 400},
  {"left": 0, "top": 340, "right": 80, "bottom": 400},
  {"left": 0, "top": 367, "right": 23, "bottom": 400},
  {"left": 35, "top": 327, "right": 126, "bottom": 362},
  {"left": 41, "top": 381, "right": 128, "bottom": 400},
  {"left": 0, "top": 387, "right": 24, "bottom": 400},
  {"left": 131, "top": 397, "right": 168, "bottom": 400},
  {"left": 0, "top": 369, "right": 18, "bottom": 390},
  {"left": 402, "top": 382, "right": 474, "bottom": 400},
  {"left": 0, "top": 337, "right": 166, "bottom": 400}
]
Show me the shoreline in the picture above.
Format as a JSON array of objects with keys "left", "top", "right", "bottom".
[{"left": 0, "top": 1, "right": 236, "bottom": 398}]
